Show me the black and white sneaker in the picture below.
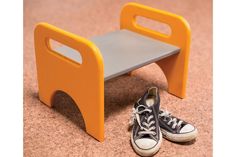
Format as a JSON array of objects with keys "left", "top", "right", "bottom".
[
  {"left": 130, "top": 87, "right": 162, "bottom": 157},
  {"left": 159, "top": 109, "right": 198, "bottom": 142}
]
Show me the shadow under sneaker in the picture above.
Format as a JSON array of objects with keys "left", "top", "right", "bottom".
[
  {"left": 130, "top": 87, "right": 162, "bottom": 157},
  {"left": 159, "top": 110, "right": 198, "bottom": 142}
]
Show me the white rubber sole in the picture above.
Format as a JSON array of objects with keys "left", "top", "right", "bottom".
[
  {"left": 131, "top": 130, "right": 162, "bottom": 157},
  {"left": 161, "top": 128, "right": 198, "bottom": 143}
]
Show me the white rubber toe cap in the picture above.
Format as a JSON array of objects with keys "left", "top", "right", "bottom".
[
  {"left": 135, "top": 138, "right": 157, "bottom": 150},
  {"left": 180, "top": 124, "right": 195, "bottom": 133}
]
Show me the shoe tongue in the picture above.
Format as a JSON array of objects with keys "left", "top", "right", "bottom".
[
  {"left": 136, "top": 91, "right": 158, "bottom": 141},
  {"left": 138, "top": 115, "right": 154, "bottom": 140},
  {"left": 135, "top": 88, "right": 159, "bottom": 109},
  {"left": 141, "top": 91, "right": 150, "bottom": 105},
  {"left": 140, "top": 89, "right": 157, "bottom": 107},
  {"left": 135, "top": 91, "right": 149, "bottom": 108}
]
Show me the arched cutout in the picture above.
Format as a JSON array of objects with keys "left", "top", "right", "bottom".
[
  {"left": 130, "top": 63, "right": 168, "bottom": 90},
  {"left": 51, "top": 90, "right": 86, "bottom": 131},
  {"left": 155, "top": 64, "right": 169, "bottom": 89}
]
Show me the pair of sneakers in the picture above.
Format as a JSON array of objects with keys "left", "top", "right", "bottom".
[{"left": 129, "top": 87, "right": 198, "bottom": 156}]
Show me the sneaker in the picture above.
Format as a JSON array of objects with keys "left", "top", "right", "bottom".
[
  {"left": 130, "top": 87, "right": 162, "bottom": 157},
  {"left": 159, "top": 109, "right": 198, "bottom": 142}
]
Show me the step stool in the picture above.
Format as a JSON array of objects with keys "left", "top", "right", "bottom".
[{"left": 34, "top": 2, "right": 191, "bottom": 142}]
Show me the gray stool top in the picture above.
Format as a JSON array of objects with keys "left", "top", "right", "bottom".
[{"left": 56, "top": 29, "right": 180, "bottom": 81}]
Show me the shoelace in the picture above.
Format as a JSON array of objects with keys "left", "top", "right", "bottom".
[
  {"left": 159, "top": 110, "right": 183, "bottom": 129},
  {"left": 130, "top": 105, "right": 156, "bottom": 136}
]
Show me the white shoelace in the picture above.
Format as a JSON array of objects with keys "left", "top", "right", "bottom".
[
  {"left": 159, "top": 110, "right": 183, "bottom": 129},
  {"left": 130, "top": 105, "right": 156, "bottom": 136}
]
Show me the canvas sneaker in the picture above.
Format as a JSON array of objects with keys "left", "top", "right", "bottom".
[
  {"left": 159, "top": 109, "right": 198, "bottom": 142},
  {"left": 129, "top": 87, "right": 162, "bottom": 157}
]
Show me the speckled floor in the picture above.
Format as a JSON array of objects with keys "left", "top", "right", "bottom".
[{"left": 24, "top": 0, "right": 212, "bottom": 156}]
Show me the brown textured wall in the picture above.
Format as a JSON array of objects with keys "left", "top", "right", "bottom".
[{"left": 24, "top": 0, "right": 212, "bottom": 156}]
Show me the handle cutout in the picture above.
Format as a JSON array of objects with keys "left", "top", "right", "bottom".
[
  {"left": 136, "top": 16, "right": 172, "bottom": 37},
  {"left": 49, "top": 39, "right": 83, "bottom": 64}
]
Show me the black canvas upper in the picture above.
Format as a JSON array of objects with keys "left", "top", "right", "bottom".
[
  {"left": 158, "top": 110, "right": 189, "bottom": 134},
  {"left": 132, "top": 88, "right": 161, "bottom": 148}
]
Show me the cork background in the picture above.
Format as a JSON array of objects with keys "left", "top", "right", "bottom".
[{"left": 24, "top": 0, "right": 212, "bottom": 156}]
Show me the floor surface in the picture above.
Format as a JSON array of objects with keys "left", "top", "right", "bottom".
[{"left": 24, "top": 0, "right": 212, "bottom": 156}]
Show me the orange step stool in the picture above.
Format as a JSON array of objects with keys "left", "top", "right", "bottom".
[{"left": 34, "top": 2, "right": 191, "bottom": 142}]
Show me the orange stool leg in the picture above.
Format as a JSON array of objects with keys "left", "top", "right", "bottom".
[
  {"left": 120, "top": 3, "right": 191, "bottom": 98},
  {"left": 35, "top": 23, "right": 105, "bottom": 141},
  {"left": 156, "top": 52, "right": 189, "bottom": 98}
]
